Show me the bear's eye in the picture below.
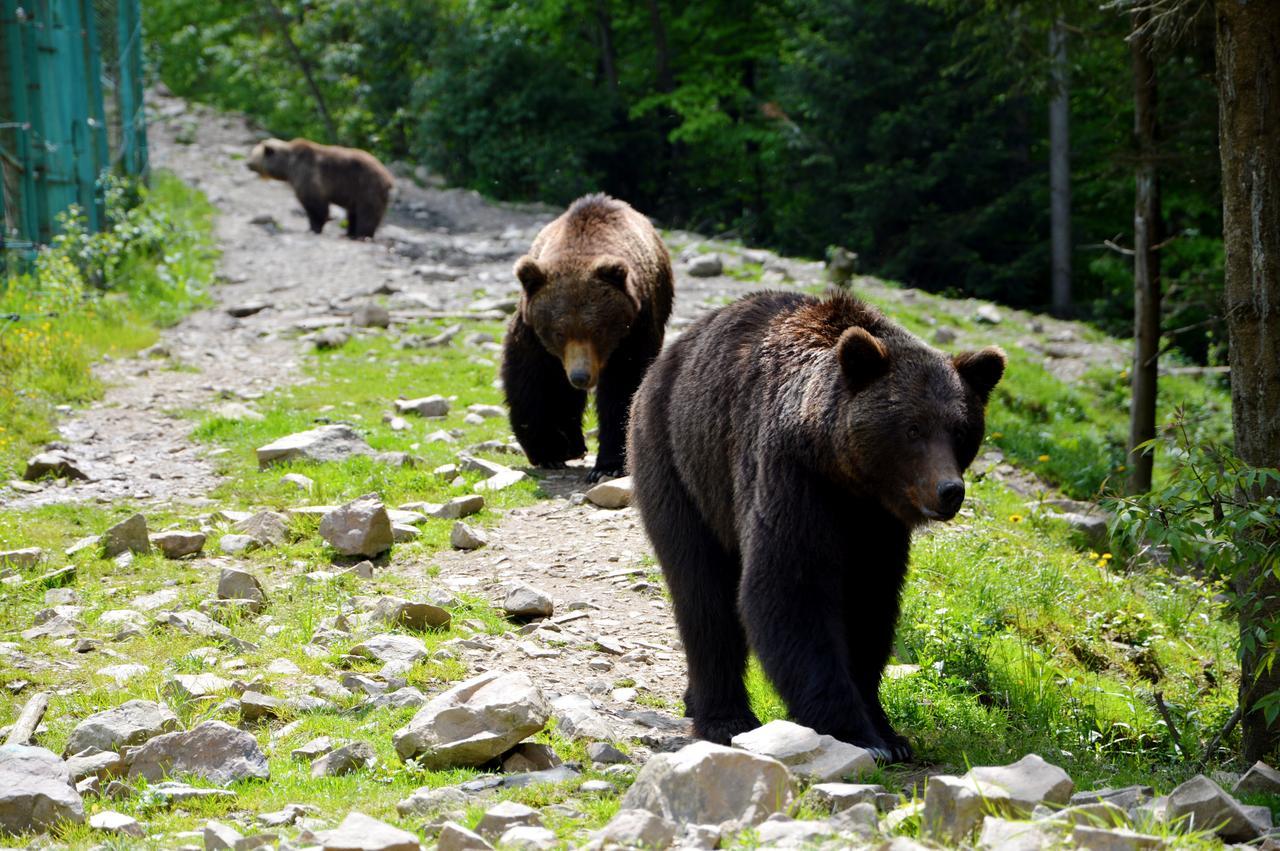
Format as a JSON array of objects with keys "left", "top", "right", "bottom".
[
  {"left": 907, "top": 424, "right": 921, "bottom": 440},
  {"left": 263, "top": 148, "right": 274, "bottom": 158}
]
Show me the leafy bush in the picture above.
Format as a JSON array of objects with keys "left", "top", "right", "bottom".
[{"left": 0, "top": 172, "right": 217, "bottom": 476}]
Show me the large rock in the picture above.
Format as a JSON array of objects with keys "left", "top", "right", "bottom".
[
  {"left": 924, "top": 755, "right": 1073, "bottom": 843},
  {"left": 922, "top": 775, "right": 985, "bottom": 843},
  {"left": 1166, "top": 774, "right": 1270, "bottom": 842},
  {"left": 320, "top": 811, "right": 421, "bottom": 851},
  {"left": 23, "top": 449, "right": 89, "bottom": 481},
  {"left": 1234, "top": 760, "right": 1280, "bottom": 796},
  {"left": 731, "top": 719, "right": 875, "bottom": 782},
  {"left": 392, "top": 671, "right": 550, "bottom": 768},
  {"left": 0, "top": 745, "right": 85, "bottom": 833},
  {"left": 101, "top": 514, "right": 151, "bottom": 558},
  {"left": 585, "top": 476, "right": 632, "bottom": 509},
  {"left": 217, "top": 567, "right": 267, "bottom": 610},
  {"left": 592, "top": 809, "right": 678, "bottom": 849},
  {"left": 232, "top": 511, "right": 289, "bottom": 546},
  {"left": 150, "top": 530, "right": 205, "bottom": 559},
  {"left": 372, "top": 596, "right": 451, "bottom": 631},
  {"left": 127, "top": 720, "right": 269, "bottom": 786},
  {"left": 503, "top": 583, "right": 553, "bottom": 619},
  {"left": 256, "top": 424, "right": 375, "bottom": 468},
  {"left": 64, "top": 700, "right": 179, "bottom": 755},
  {"left": 320, "top": 494, "right": 394, "bottom": 557},
  {"left": 620, "top": 740, "right": 794, "bottom": 829},
  {"left": 350, "top": 633, "right": 428, "bottom": 668}
]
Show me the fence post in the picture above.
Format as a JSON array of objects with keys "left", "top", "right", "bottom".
[{"left": 116, "top": 0, "right": 147, "bottom": 180}]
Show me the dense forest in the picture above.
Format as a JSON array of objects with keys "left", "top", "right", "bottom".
[{"left": 143, "top": 0, "right": 1223, "bottom": 363}]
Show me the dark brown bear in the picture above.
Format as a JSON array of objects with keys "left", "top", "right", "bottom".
[
  {"left": 503, "top": 194, "right": 673, "bottom": 482},
  {"left": 246, "top": 138, "right": 394, "bottom": 239},
  {"left": 628, "top": 290, "right": 1005, "bottom": 761}
]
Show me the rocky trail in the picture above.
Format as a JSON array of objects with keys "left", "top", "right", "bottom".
[{"left": 2, "top": 94, "right": 1263, "bottom": 850}]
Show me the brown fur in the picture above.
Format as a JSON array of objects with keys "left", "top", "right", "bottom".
[
  {"left": 502, "top": 194, "right": 674, "bottom": 481},
  {"left": 246, "top": 138, "right": 394, "bottom": 238}
]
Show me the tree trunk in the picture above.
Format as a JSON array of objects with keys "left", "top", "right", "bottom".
[
  {"left": 1216, "top": 0, "right": 1280, "bottom": 763},
  {"left": 595, "top": 0, "right": 619, "bottom": 97},
  {"left": 1048, "top": 18, "right": 1072, "bottom": 317},
  {"left": 263, "top": 0, "right": 338, "bottom": 144},
  {"left": 1126, "top": 10, "right": 1161, "bottom": 495},
  {"left": 646, "top": 0, "right": 674, "bottom": 94}
]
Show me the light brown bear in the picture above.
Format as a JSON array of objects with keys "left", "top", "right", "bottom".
[{"left": 246, "top": 138, "right": 394, "bottom": 239}]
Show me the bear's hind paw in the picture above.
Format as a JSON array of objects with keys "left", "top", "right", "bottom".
[
  {"left": 693, "top": 714, "right": 761, "bottom": 745},
  {"left": 587, "top": 465, "right": 626, "bottom": 484}
]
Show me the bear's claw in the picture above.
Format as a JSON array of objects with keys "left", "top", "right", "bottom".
[{"left": 587, "top": 465, "right": 626, "bottom": 483}]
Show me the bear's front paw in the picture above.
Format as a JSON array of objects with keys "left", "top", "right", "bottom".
[
  {"left": 531, "top": 459, "right": 569, "bottom": 470},
  {"left": 693, "top": 714, "right": 761, "bottom": 745},
  {"left": 587, "top": 464, "right": 626, "bottom": 483}
]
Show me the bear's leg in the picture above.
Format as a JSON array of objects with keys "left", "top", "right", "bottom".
[
  {"left": 591, "top": 336, "right": 660, "bottom": 483},
  {"left": 345, "top": 208, "right": 360, "bottom": 239},
  {"left": 301, "top": 198, "right": 329, "bottom": 234},
  {"left": 844, "top": 545, "right": 916, "bottom": 762},
  {"left": 501, "top": 316, "right": 588, "bottom": 467},
  {"left": 348, "top": 203, "right": 380, "bottom": 239},
  {"left": 646, "top": 472, "right": 758, "bottom": 742}
]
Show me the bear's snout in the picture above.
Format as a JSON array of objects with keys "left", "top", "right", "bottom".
[
  {"left": 936, "top": 479, "right": 965, "bottom": 518},
  {"left": 562, "top": 339, "right": 599, "bottom": 390}
]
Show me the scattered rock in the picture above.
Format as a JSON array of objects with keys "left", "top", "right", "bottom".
[
  {"left": 89, "top": 809, "right": 143, "bottom": 837},
  {"left": 477, "top": 801, "right": 541, "bottom": 840},
  {"left": 396, "top": 395, "right": 450, "bottom": 417},
  {"left": 127, "top": 720, "right": 270, "bottom": 786},
  {"left": 320, "top": 494, "right": 394, "bottom": 557},
  {"left": 219, "top": 534, "right": 259, "bottom": 555},
  {"left": 825, "top": 245, "right": 858, "bottom": 286},
  {"left": 293, "top": 737, "right": 336, "bottom": 761},
  {"left": 64, "top": 700, "right": 180, "bottom": 755},
  {"left": 96, "top": 663, "right": 148, "bottom": 686},
  {"left": 65, "top": 747, "right": 125, "bottom": 782},
  {"left": 620, "top": 740, "right": 793, "bottom": 829},
  {"left": 686, "top": 254, "right": 723, "bottom": 277},
  {"left": 437, "top": 822, "right": 493, "bottom": 851},
  {"left": 593, "top": 808, "right": 678, "bottom": 849},
  {"left": 552, "top": 694, "right": 616, "bottom": 741},
  {"left": 233, "top": 510, "right": 290, "bottom": 546},
  {"left": 217, "top": 567, "right": 267, "bottom": 610},
  {"left": 497, "top": 825, "right": 557, "bottom": 850},
  {"left": 1071, "top": 825, "right": 1167, "bottom": 851},
  {"left": 977, "top": 816, "right": 1055, "bottom": 850},
  {"left": 450, "top": 522, "right": 488, "bottom": 550},
  {"left": 203, "top": 819, "right": 245, "bottom": 850},
  {"left": 501, "top": 742, "right": 561, "bottom": 773},
  {"left": 804, "top": 782, "right": 889, "bottom": 813},
  {"left": 24, "top": 449, "right": 90, "bottom": 481},
  {"left": 1166, "top": 774, "right": 1269, "bottom": 842},
  {"left": 967, "top": 754, "right": 1074, "bottom": 812},
  {"left": 311, "top": 741, "right": 377, "bottom": 778},
  {"left": 151, "top": 531, "right": 205, "bottom": 559},
  {"left": 350, "top": 633, "right": 428, "bottom": 668},
  {"left": 393, "top": 671, "right": 551, "bottom": 768},
  {"left": 1051, "top": 511, "right": 1109, "bottom": 549},
  {"left": 372, "top": 596, "right": 451, "bottom": 631},
  {"left": 933, "top": 326, "right": 958, "bottom": 345},
  {"left": 227, "top": 300, "right": 272, "bottom": 317},
  {"left": 351, "top": 302, "right": 391, "bottom": 328},
  {"left": 0, "top": 547, "right": 44, "bottom": 569},
  {"left": 0, "top": 745, "right": 85, "bottom": 833},
  {"left": 257, "top": 424, "right": 375, "bottom": 468},
  {"left": 101, "top": 514, "right": 151, "bottom": 558},
  {"left": 974, "top": 304, "right": 1003, "bottom": 324},
  {"left": 503, "top": 583, "right": 553, "bottom": 619},
  {"left": 923, "top": 775, "right": 985, "bottom": 843},
  {"left": 320, "top": 811, "right": 422, "bottom": 851},
  {"left": 585, "top": 476, "right": 632, "bottom": 509},
  {"left": 428, "top": 495, "right": 485, "bottom": 520},
  {"left": 315, "top": 327, "right": 352, "bottom": 350},
  {"left": 731, "top": 719, "right": 874, "bottom": 783},
  {"left": 1070, "top": 785, "right": 1153, "bottom": 810},
  {"left": 167, "top": 673, "right": 234, "bottom": 700},
  {"left": 240, "top": 691, "right": 283, "bottom": 722},
  {"left": 1234, "top": 760, "right": 1280, "bottom": 796},
  {"left": 587, "top": 742, "right": 630, "bottom": 765}
]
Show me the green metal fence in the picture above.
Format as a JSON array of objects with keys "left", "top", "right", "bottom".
[{"left": 0, "top": 0, "right": 147, "bottom": 263}]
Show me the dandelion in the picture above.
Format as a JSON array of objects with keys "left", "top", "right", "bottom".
[
  {"left": 1088, "top": 551, "right": 1099, "bottom": 559},
  {"left": 1037, "top": 454, "right": 1050, "bottom": 462},
  {"left": 1009, "top": 514, "right": 1024, "bottom": 523},
  {"left": 1101, "top": 553, "right": 1112, "bottom": 561}
]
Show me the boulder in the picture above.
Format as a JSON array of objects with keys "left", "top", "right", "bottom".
[
  {"left": 101, "top": 514, "right": 151, "bottom": 558},
  {"left": 967, "top": 754, "right": 1074, "bottom": 812},
  {"left": 730, "top": 719, "right": 874, "bottom": 782},
  {"left": 150, "top": 531, "right": 206, "bottom": 559},
  {"left": 585, "top": 476, "right": 632, "bottom": 509},
  {"left": 320, "top": 494, "right": 394, "bottom": 557},
  {"left": 503, "top": 583, "right": 553, "bottom": 619},
  {"left": 64, "top": 700, "right": 179, "bottom": 755},
  {"left": 256, "top": 424, "right": 375, "bottom": 468},
  {"left": 320, "top": 811, "right": 421, "bottom": 851},
  {"left": 392, "top": 671, "right": 550, "bottom": 768},
  {"left": 1234, "top": 760, "right": 1280, "bottom": 796},
  {"left": 1166, "top": 774, "right": 1270, "bottom": 842},
  {"left": 619, "top": 740, "right": 793, "bottom": 829},
  {"left": 0, "top": 745, "right": 85, "bottom": 833},
  {"left": 126, "top": 720, "right": 269, "bottom": 786},
  {"left": 922, "top": 774, "right": 985, "bottom": 843}
]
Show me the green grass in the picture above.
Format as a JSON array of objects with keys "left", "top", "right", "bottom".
[{"left": 0, "top": 172, "right": 218, "bottom": 479}]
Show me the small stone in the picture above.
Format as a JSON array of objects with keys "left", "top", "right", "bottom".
[
  {"left": 227, "top": 300, "right": 271, "bottom": 317},
  {"left": 587, "top": 742, "right": 630, "bottom": 765},
  {"left": 923, "top": 775, "right": 984, "bottom": 843},
  {"left": 64, "top": 748, "right": 125, "bottom": 783},
  {"left": 593, "top": 809, "right": 677, "bottom": 849},
  {"left": 64, "top": 699, "right": 180, "bottom": 755},
  {"left": 95, "top": 663, "right": 148, "bottom": 686},
  {"left": 282, "top": 473, "right": 315, "bottom": 491},
  {"left": 240, "top": 691, "right": 283, "bottom": 722},
  {"left": 620, "top": 740, "right": 793, "bottom": 829},
  {"left": 1234, "top": 760, "right": 1280, "bottom": 796},
  {"left": 496, "top": 825, "right": 556, "bottom": 850},
  {"left": 320, "top": 811, "right": 420, "bottom": 851},
  {"left": 804, "top": 782, "right": 888, "bottom": 813},
  {"left": 203, "top": 819, "right": 245, "bottom": 850},
  {"left": 292, "top": 736, "right": 335, "bottom": 761},
  {"left": 503, "top": 583, "right": 553, "bottom": 619},
  {"left": 217, "top": 567, "right": 267, "bottom": 610},
  {"left": 0, "top": 548, "right": 44, "bottom": 569},
  {"left": 372, "top": 596, "right": 451, "bottom": 631},
  {"left": 314, "top": 327, "right": 352, "bottom": 350},
  {"left": 1070, "top": 785, "right": 1153, "bottom": 810},
  {"left": 89, "top": 809, "right": 143, "bottom": 837},
  {"left": 731, "top": 720, "right": 874, "bottom": 783},
  {"left": 101, "top": 514, "right": 151, "bottom": 557},
  {"left": 126, "top": 720, "right": 270, "bottom": 786},
  {"left": 933, "top": 326, "right": 958, "bottom": 345},
  {"left": 500, "top": 742, "right": 561, "bottom": 773},
  {"left": 585, "top": 476, "right": 632, "bottom": 509},
  {"left": 468, "top": 404, "right": 505, "bottom": 419},
  {"left": 219, "top": 534, "right": 259, "bottom": 555},
  {"left": 256, "top": 424, "right": 375, "bottom": 468},
  {"left": 233, "top": 511, "right": 290, "bottom": 546},
  {"left": 450, "top": 522, "right": 488, "bottom": 550},
  {"left": 477, "top": 800, "right": 541, "bottom": 840},
  {"left": 351, "top": 301, "right": 391, "bottom": 328},
  {"left": 311, "top": 741, "right": 377, "bottom": 778},
  {"left": 685, "top": 254, "right": 723, "bottom": 277},
  {"left": 977, "top": 816, "right": 1056, "bottom": 850},
  {"left": 396, "top": 395, "right": 450, "bottom": 418},
  {"left": 320, "top": 493, "right": 395, "bottom": 557},
  {"left": 966, "top": 754, "right": 1074, "bottom": 812},
  {"left": 167, "top": 673, "right": 234, "bottom": 700},
  {"left": 1071, "top": 825, "right": 1167, "bottom": 851},
  {"left": 436, "top": 822, "right": 493, "bottom": 851},
  {"left": 974, "top": 304, "right": 1003, "bottom": 324},
  {"left": 1051, "top": 511, "right": 1110, "bottom": 549},
  {"left": 351, "top": 633, "right": 428, "bottom": 668},
  {"left": 428, "top": 495, "right": 485, "bottom": 520},
  {"left": 756, "top": 818, "right": 840, "bottom": 847},
  {"left": 151, "top": 531, "right": 206, "bottom": 559},
  {"left": 1167, "top": 774, "right": 1269, "bottom": 841}
]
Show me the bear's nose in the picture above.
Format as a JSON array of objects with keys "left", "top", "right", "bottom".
[
  {"left": 937, "top": 480, "right": 965, "bottom": 516},
  {"left": 568, "top": 369, "right": 592, "bottom": 390}
]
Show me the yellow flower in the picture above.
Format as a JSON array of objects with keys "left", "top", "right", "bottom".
[
  {"left": 990, "top": 432, "right": 1003, "bottom": 439},
  {"left": 1088, "top": 551, "right": 1099, "bottom": 559},
  {"left": 1116, "top": 465, "right": 1126, "bottom": 472},
  {"left": 1009, "top": 514, "right": 1024, "bottom": 523},
  {"left": 1037, "top": 454, "right": 1050, "bottom": 462},
  {"left": 1101, "top": 553, "right": 1112, "bottom": 561}
]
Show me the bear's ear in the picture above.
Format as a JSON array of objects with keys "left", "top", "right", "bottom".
[
  {"left": 952, "top": 346, "right": 1007, "bottom": 402},
  {"left": 514, "top": 256, "right": 546, "bottom": 297},
  {"left": 593, "top": 257, "right": 641, "bottom": 312},
  {"left": 837, "top": 326, "right": 890, "bottom": 394}
]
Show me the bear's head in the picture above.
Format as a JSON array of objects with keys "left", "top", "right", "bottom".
[
  {"left": 827, "top": 323, "right": 1005, "bottom": 527},
  {"left": 246, "top": 138, "right": 293, "bottom": 182},
  {"left": 514, "top": 254, "right": 640, "bottom": 390}
]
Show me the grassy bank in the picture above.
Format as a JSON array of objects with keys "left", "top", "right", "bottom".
[{"left": 0, "top": 173, "right": 217, "bottom": 480}]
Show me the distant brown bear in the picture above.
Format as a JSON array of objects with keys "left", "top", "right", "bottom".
[
  {"left": 502, "top": 194, "right": 673, "bottom": 482},
  {"left": 629, "top": 290, "right": 1006, "bottom": 760},
  {"left": 246, "top": 138, "right": 393, "bottom": 239}
]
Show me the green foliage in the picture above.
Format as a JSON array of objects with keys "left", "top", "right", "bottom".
[{"left": 0, "top": 172, "right": 217, "bottom": 478}]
